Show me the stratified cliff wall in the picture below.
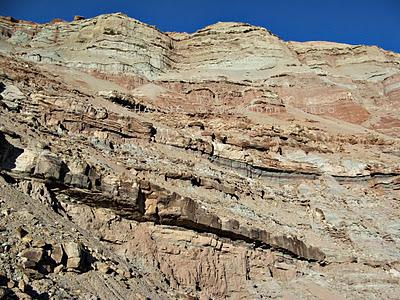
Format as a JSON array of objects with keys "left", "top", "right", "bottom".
[{"left": 0, "top": 13, "right": 399, "bottom": 299}]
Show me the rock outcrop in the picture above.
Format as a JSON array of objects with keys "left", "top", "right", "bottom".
[{"left": 0, "top": 13, "right": 399, "bottom": 299}]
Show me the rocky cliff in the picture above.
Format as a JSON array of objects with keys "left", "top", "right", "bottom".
[{"left": 0, "top": 13, "right": 399, "bottom": 299}]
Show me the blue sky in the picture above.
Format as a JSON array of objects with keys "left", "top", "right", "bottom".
[{"left": 1, "top": 0, "right": 399, "bottom": 52}]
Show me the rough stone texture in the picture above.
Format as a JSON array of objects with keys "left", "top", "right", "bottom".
[
  {"left": 33, "top": 151, "right": 64, "bottom": 180},
  {"left": 19, "top": 248, "right": 44, "bottom": 268},
  {"left": 0, "top": 13, "right": 399, "bottom": 299},
  {"left": 63, "top": 241, "right": 84, "bottom": 270}
]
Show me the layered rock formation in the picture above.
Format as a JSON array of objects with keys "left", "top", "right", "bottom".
[{"left": 0, "top": 13, "right": 399, "bottom": 299}]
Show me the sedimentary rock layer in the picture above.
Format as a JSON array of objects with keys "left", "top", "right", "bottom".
[{"left": 0, "top": 13, "right": 399, "bottom": 299}]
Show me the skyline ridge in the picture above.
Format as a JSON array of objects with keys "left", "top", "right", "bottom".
[
  {"left": 1, "top": 0, "right": 399, "bottom": 52},
  {"left": 1, "top": 12, "right": 398, "bottom": 55}
]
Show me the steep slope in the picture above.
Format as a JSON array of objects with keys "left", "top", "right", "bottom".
[{"left": 0, "top": 13, "right": 399, "bottom": 299}]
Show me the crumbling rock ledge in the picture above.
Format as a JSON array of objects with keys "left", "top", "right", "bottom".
[
  {"left": 58, "top": 179, "right": 326, "bottom": 262},
  {"left": 0, "top": 135, "right": 325, "bottom": 262}
]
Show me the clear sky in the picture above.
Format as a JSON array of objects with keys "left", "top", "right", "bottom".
[{"left": 1, "top": 0, "right": 399, "bottom": 53}]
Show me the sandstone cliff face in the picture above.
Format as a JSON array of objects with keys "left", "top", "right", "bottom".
[{"left": 0, "top": 13, "right": 399, "bottom": 299}]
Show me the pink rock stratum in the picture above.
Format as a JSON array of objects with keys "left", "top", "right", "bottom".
[{"left": 0, "top": 13, "right": 399, "bottom": 299}]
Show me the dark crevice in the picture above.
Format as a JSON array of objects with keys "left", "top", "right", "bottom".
[
  {"left": 0, "top": 132, "right": 24, "bottom": 170},
  {"left": 107, "top": 95, "right": 153, "bottom": 113}
]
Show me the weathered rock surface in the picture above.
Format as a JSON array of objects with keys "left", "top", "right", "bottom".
[{"left": 0, "top": 13, "right": 399, "bottom": 299}]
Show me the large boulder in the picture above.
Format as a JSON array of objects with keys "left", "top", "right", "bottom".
[
  {"left": 19, "top": 248, "right": 44, "bottom": 269},
  {"left": 13, "top": 149, "right": 38, "bottom": 173},
  {"left": 63, "top": 241, "right": 84, "bottom": 271},
  {"left": 0, "top": 83, "right": 26, "bottom": 111},
  {"left": 33, "top": 151, "right": 64, "bottom": 180}
]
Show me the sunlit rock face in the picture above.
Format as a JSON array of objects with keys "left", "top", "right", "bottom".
[{"left": 0, "top": 13, "right": 399, "bottom": 300}]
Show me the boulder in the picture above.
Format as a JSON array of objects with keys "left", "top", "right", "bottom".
[
  {"left": 34, "top": 151, "right": 64, "bottom": 180},
  {"left": 50, "top": 244, "right": 65, "bottom": 265},
  {"left": 0, "top": 83, "right": 26, "bottom": 111},
  {"left": 20, "top": 248, "right": 44, "bottom": 269},
  {"left": 63, "top": 173, "right": 91, "bottom": 189},
  {"left": 13, "top": 149, "right": 38, "bottom": 173},
  {"left": 63, "top": 241, "right": 84, "bottom": 270}
]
